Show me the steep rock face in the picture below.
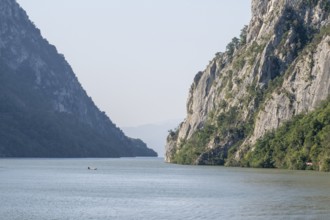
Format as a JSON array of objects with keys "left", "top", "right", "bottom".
[
  {"left": 166, "top": 0, "right": 330, "bottom": 165},
  {"left": 248, "top": 36, "right": 330, "bottom": 144},
  {"left": 0, "top": 0, "right": 157, "bottom": 157}
]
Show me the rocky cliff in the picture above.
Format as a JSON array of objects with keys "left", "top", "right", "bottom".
[
  {"left": 0, "top": 0, "right": 157, "bottom": 157},
  {"left": 166, "top": 0, "right": 330, "bottom": 169}
]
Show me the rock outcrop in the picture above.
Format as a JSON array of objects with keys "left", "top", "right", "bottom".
[
  {"left": 166, "top": 0, "right": 330, "bottom": 166},
  {"left": 0, "top": 0, "right": 157, "bottom": 157}
]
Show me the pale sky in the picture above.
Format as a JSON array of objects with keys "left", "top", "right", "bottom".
[{"left": 16, "top": 0, "right": 251, "bottom": 127}]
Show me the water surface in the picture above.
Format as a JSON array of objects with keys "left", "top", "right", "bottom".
[{"left": 0, "top": 158, "right": 330, "bottom": 219}]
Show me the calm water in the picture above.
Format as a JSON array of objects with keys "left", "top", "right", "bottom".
[{"left": 0, "top": 158, "right": 330, "bottom": 220}]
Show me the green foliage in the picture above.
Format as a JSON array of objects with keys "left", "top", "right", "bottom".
[
  {"left": 246, "top": 41, "right": 265, "bottom": 65},
  {"left": 226, "top": 140, "right": 243, "bottom": 164},
  {"left": 226, "top": 37, "right": 240, "bottom": 58},
  {"left": 225, "top": 24, "right": 248, "bottom": 59},
  {"left": 234, "top": 77, "right": 242, "bottom": 86},
  {"left": 245, "top": 79, "right": 265, "bottom": 109},
  {"left": 320, "top": 0, "right": 330, "bottom": 12},
  {"left": 225, "top": 91, "right": 233, "bottom": 99},
  {"left": 218, "top": 70, "right": 234, "bottom": 94},
  {"left": 219, "top": 100, "right": 228, "bottom": 109},
  {"left": 227, "top": 80, "right": 234, "bottom": 91},
  {"left": 233, "top": 56, "right": 246, "bottom": 71},
  {"left": 320, "top": 158, "right": 330, "bottom": 172},
  {"left": 244, "top": 98, "right": 330, "bottom": 171},
  {"left": 172, "top": 14, "right": 330, "bottom": 167},
  {"left": 173, "top": 124, "right": 216, "bottom": 164},
  {"left": 276, "top": 7, "right": 313, "bottom": 58},
  {"left": 305, "top": 0, "right": 319, "bottom": 7},
  {"left": 313, "top": 24, "right": 330, "bottom": 45},
  {"left": 239, "top": 25, "right": 248, "bottom": 46},
  {"left": 217, "top": 107, "right": 240, "bottom": 137},
  {"left": 172, "top": 105, "right": 253, "bottom": 165},
  {"left": 304, "top": 0, "right": 330, "bottom": 11},
  {"left": 168, "top": 126, "right": 179, "bottom": 140},
  {"left": 243, "top": 132, "right": 276, "bottom": 168}
]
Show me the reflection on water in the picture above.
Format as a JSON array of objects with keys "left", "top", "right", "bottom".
[{"left": 0, "top": 158, "right": 329, "bottom": 220}]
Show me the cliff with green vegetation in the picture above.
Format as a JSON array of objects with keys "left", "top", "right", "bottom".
[
  {"left": 244, "top": 98, "right": 330, "bottom": 171},
  {"left": 0, "top": 0, "right": 157, "bottom": 157},
  {"left": 166, "top": 0, "right": 330, "bottom": 171}
]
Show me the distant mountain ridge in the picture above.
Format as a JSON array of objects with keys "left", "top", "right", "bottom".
[
  {"left": 123, "top": 119, "right": 181, "bottom": 157},
  {"left": 0, "top": 0, "right": 157, "bottom": 157}
]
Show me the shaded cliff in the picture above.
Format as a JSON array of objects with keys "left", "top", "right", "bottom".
[
  {"left": 166, "top": 0, "right": 330, "bottom": 170},
  {"left": 0, "top": 0, "right": 157, "bottom": 157}
]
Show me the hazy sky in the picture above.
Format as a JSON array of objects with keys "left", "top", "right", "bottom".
[{"left": 16, "top": 0, "right": 251, "bottom": 127}]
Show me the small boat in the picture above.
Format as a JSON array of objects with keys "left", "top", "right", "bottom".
[{"left": 88, "top": 166, "right": 97, "bottom": 170}]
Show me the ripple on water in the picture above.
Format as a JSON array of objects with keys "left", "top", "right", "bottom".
[{"left": 0, "top": 158, "right": 330, "bottom": 220}]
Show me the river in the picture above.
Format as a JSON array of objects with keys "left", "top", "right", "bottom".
[{"left": 0, "top": 158, "right": 329, "bottom": 219}]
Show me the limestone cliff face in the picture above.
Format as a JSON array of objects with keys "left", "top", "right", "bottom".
[
  {"left": 166, "top": 0, "right": 330, "bottom": 164},
  {"left": 0, "top": 0, "right": 157, "bottom": 157}
]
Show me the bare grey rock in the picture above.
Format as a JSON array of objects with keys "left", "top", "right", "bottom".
[{"left": 165, "top": 0, "right": 330, "bottom": 164}]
